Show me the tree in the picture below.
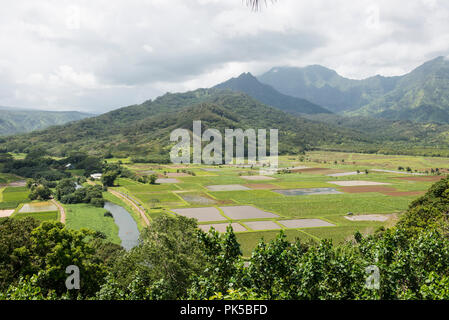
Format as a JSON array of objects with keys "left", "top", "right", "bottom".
[
  {"left": 189, "top": 226, "right": 243, "bottom": 299},
  {"left": 0, "top": 218, "right": 39, "bottom": 291},
  {"left": 28, "top": 185, "right": 52, "bottom": 200},
  {"left": 98, "top": 215, "right": 206, "bottom": 300},
  {"left": 55, "top": 179, "right": 76, "bottom": 200},
  {"left": 101, "top": 171, "right": 118, "bottom": 187},
  {"left": 149, "top": 174, "right": 158, "bottom": 185},
  {"left": 25, "top": 222, "right": 108, "bottom": 297}
]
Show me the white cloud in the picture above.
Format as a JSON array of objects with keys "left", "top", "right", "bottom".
[
  {"left": 143, "top": 44, "right": 154, "bottom": 53},
  {"left": 0, "top": 0, "right": 448, "bottom": 112}
]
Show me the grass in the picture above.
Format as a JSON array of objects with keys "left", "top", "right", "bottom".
[
  {"left": 65, "top": 203, "right": 121, "bottom": 245},
  {"left": 252, "top": 193, "right": 414, "bottom": 218},
  {"left": 236, "top": 229, "right": 315, "bottom": 257},
  {"left": 13, "top": 211, "right": 59, "bottom": 222},
  {"left": 115, "top": 150, "right": 442, "bottom": 255},
  {"left": 2, "top": 187, "right": 30, "bottom": 202},
  {"left": 13, "top": 150, "right": 438, "bottom": 254},
  {"left": 300, "top": 151, "right": 449, "bottom": 171},
  {"left": 0, "top": 172, "right": 21, "bottom": 184},
  {"left": 304, "top": 225, "right": 382, "bottom": 244},
  {"left": 0, "top": 201, "right": 20, "bottom": 209}
]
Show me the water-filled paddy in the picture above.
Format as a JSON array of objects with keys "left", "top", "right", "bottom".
[
  {"left": 19, "top": 201, "right": 58, "bottom": 213},
  {"left": 274, "top": 188, "right": 342, "bottom": 196}
]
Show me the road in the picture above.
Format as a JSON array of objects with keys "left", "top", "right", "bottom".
[
  {"left": 108, "top": 189, "right": 150, "bottom": 226},
  {"left": 51, "top": 199, "right": 66, "bottom": 224},
  {"left": 86, "top": 180, "right": 150, "bottom": 227}
]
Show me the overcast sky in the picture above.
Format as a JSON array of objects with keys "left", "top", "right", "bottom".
[{"left": 1, "top": 0, "right": 448, "bottom": 113}]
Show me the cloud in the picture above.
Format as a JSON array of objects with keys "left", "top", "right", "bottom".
[{"left": 0, "top": 0, "right": 449, "bottom": 112}]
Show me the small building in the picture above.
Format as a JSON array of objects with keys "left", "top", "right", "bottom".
[
  {"left": 65, "top": 163, "right": 73, "bottom": 169},
  {"left": 90, "top": 173, "right": 102, "bottom": 180}
]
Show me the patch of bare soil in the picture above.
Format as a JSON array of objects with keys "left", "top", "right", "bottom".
[
  {"left": 381, "top": 191, "right": 426, "bottom": 197},
  {"left": 394, "top": 176, "right": 446, "bottom": 182},
  {"left": 244, "top": 184, "right": 277, "bottom": 189},
  {"left": 340, "top": 186, "right": 397, "bottom": 193}
]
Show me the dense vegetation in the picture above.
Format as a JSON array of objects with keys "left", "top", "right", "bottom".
[
  {"left": 1, "top": 176, "right": 449, "bottom": 300},
  {"left": 55, "top": 179, "right": 105, "bottom": 207},
  {"left": 258, "top": 56, "right": 449, "bottom": 123},
  {"left": 0, "top": 106, "right": 92, "bottom": 136},
  {"left": 214, "top": 72, "right": 331, "bottom": 115},
  {"left": 0, "top": 90, "right": 370, "bottom": 158},
  {"left": 303, "top": 114, "right": 449, "bottom": 156},
  {"left": 1, "top": 88, "right": 448, "bottom": 159}
]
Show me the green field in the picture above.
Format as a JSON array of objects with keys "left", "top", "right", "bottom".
[
  {"left": 0, "top": 186, "right": 29, "bottom": 209},
  {"left": 0, "top": 173, "right": 21, "bottom": 184},
  {"left": 65, "top": 203, "right": 121, "bottom": 244},
  {"left": 13, "top": 210, "right": 59, "bottom": 222},
  {"left": 1, "top": 150, "right": 446, "bottom": 254},
  {"left": 107, "top": 151, "right": 449, "bottom": 256},
  {"left": 2, "top": 187, "right": 30, "bottom": 202}
]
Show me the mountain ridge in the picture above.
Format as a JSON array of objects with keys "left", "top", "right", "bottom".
[
  {"left": 0, "top": 107, "right": 94, "bottom": 136},
  {"left": 258, "top": 56, "right": 449, "bottom": 123},
  {"left": 0, "top": 89, "right": 369, "bottom": 157},
  {"left": 213, "top": 72, "right": 331, "bottom": 115}
]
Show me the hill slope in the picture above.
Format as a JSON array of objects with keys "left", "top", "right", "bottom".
[
  {"left": 350, "top": 57, "right": 449, "bottom": 122},
  {"left": 0, "top": 106, "right": 93, "bottom": 136},
  {"left": 214, "top": 72, "right": 331, "bottom": 115},
  {"left": 0, "top": 89, "right": 369, "bottom": 157},
  {"left": 258, "top": 65, "right": 399, "bottom": 113},
  {"left": 258, "top": 57, "right": 449, "bottom": 123}
]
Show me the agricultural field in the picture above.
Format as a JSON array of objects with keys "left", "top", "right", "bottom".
[
  {"left": 0, "top": 185, "right": 30, "bottom": 210},
  {"left": 110, "top": 151, "right": 449, "bottom": 256},
  {"left": 65, "top": 203, "right": 121, "bottom": 244},
  {"left": 11, "top": 201, "right": 59, "bottom": 222}
]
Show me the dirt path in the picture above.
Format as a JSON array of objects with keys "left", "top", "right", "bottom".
[
  {"left": 109, "top": 189, "right": 150, "bottom": 226},
  {"left": 86, "top": 179, "right": 150, "bottom": 226},
  {"left": 51, "top": 199, "right": 66, "bottom": 224}
]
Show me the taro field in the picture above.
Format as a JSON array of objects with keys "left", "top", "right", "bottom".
[{"left": 111, "top": 152, "right": 448, "bottom": 256}]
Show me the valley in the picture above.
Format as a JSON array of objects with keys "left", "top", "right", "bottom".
[{"left": 2, "top": 151, "right": 442, "bottom": 257}]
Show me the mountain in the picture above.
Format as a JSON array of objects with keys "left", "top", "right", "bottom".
[
  {"left": 350, "top": 57, "right": 449, "bottom": 122},
  {"left": 213, "top": 72, "right": 331, "bottom": 115},
  {"left": 258, "top": 65, "right": 400, "bottom": 113},
  {"left": 0, "top": 89, "right": 369, "bottom": 157},
  {"left": 0, "top": 106, "right": 93, "bottom": 136},
  {"left": 258, "top": 57, "right": 449, "bottom": 123},
  {"left": 303, "top": 113, "right": 449, "bottom": 150}
]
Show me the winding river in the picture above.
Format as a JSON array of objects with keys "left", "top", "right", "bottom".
[{"left": 104, "top": 201, "right": 140, "bottom": 250}]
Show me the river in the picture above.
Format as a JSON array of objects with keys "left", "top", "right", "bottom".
[{"left": 104, "top": 201, "right": 140, "bottom": 250}]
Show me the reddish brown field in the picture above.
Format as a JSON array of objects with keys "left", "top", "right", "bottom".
[
  {"left": 381, "top": 191, "right": 426, "bottom": 197},
  {"left": 394, "top": 176, "right": 446, "bottom": 182},
  {"left": 340, "top": 186, "right": 397, "bottom": 193},
  {"left": 244, "top": 184, "right": 277, "bottom": 189},
  {"left": 166, "top": 172, "right": 190, "bottom": 177}
]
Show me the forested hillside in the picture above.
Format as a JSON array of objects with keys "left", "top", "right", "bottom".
[
  {"left": 258, "top": 57, "right": 449, "bottom": 123},
  {"left": 0, "top": 106, "right": 93, "bottom": 136},
  {"left": 214, "top": 72, "right": 331, "bottom": 115},
  {"left": 0, "top": 90, "right": 370, "bottom": 158},
  {"left": 258, "top": 65, "right": 399, "bottom": 113}
]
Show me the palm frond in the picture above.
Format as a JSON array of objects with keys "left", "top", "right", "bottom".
[{"left": 246, "top": 0, "right": 275, "bottom": 11}]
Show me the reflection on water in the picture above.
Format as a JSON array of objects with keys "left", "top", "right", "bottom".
[
  {"left": 273, "top": 188, "right": 343, "bottom": 196},
  {"left": 104, "top": 202, "right": 140, "bottom": 250}
]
